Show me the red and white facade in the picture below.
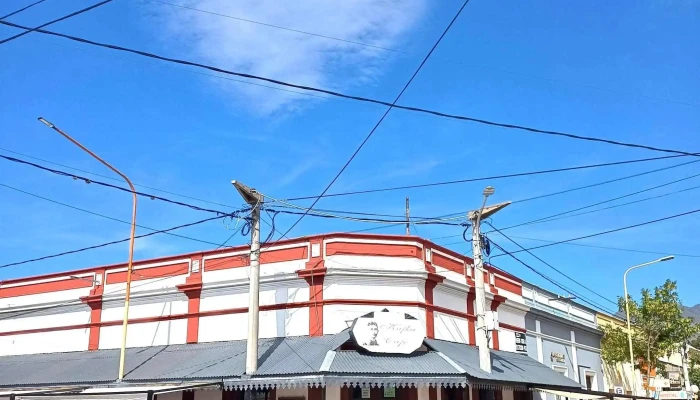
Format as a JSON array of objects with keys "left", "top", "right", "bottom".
[{"left": 0, "top": 233, "right": 529, "bottom": 356}]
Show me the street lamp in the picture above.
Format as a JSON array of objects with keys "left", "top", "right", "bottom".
[
  {"left": 38, "top": 117, "right": 138, "bottom": 381},
  {"left": 623, "top": 255, "right": 675, "bottom": 395}
]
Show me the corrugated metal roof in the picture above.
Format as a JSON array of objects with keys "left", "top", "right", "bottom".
[
  {"left": 0, "top": 331, "right": 580, "bottom": 390},
  {"left": 425, "top": 338, "right": 580, "bottom": 388},
  {"left": 0, "top": 346, "right": 164, "bottom": 387},
  {"left": 329, "top": 351, "right": 459, "bottom": 374}
]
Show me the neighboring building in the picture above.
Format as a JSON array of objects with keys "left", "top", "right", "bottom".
[
  {"left": 596, "top": 312, "right": 643, "bottom": 395},
  {"left": 522, "top": 282, "right": 605, "bottom": 397}
]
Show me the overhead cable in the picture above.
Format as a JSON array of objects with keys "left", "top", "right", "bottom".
[
  {"left": 0, "top": 0, "right": 112, "bottom": 45},
  {"left": 488, "top": 239, "right": 617, "bottom": 314},
  {"left": 2, "top": 19, "right": 699, "bottom": 157},
  {"left": 267, "top": 0, "right": 473, "bottom": 242},
  {"left": 150, "top": 0, "right": 699, "bottom": 109},
  {"left": 0, "top": 214, "right": 233, "bottom": 270},
  {"left": 485, "top": 222, "right": 616, "bottom": 306},
  {"left": 489, "top": 206, "right": 700, "bottom": 258},
  {"left": 285, "top": 155, "right": 688, "bottom": 200},
  {"left": 0, "top": 0, "right": 48, "bottom": 20},
  {"left": 0, "top": 182, "right": 241, "bottom": 247}
]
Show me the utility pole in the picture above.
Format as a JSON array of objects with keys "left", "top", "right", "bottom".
[
  {"left": 232, "top": 180, "right": 263, "bottom": 378},
  {"left": 468, "top": 186, "right": 510, "bottom": 374},
  {"left": 682, "top": 341, "right": 691, "bottom": 392},
  {"left": 405, "top": 197, "right": 410, "bottom": 235}
]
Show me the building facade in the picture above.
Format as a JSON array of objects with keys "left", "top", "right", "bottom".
[
  {"left": 0, "top": 233, "right": 529, "bottom": 357},
  {"left": 522, "top": 282, "right": 605, "bottom": 398}
]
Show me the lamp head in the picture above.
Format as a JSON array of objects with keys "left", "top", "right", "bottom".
[
  {"left": 37, "top": 117, "right": 54, "bottom": 128},
  {"left": 659, "top": 255, "right": 675, "bottom": 262},
  {"left": 483, "top": 186, "right": 495, "bottom": 197}
]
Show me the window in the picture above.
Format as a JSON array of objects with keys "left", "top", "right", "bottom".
[{"left": 584, "top": 371, "right": 598, "bottom": 391}]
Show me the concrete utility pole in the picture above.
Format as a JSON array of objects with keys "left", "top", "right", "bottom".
[
  {"left": 468, "top": 186, "right": 510, "bottom": 374},
  {"left": 38, "top": 117, "right": 138, "bottom": 382},
  {"left": 682, "top": 342, "right": 691, "bottom": 392},
  {"left": 232, "top": 180, "right": 263, "bottom": 376},
  {"left": 405, "top": 197, "right": 410, "bottom": 235}
]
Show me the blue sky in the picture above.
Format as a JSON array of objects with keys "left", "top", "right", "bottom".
[{"left": 0, "top": 0, "right": 698, "bottom": 314}]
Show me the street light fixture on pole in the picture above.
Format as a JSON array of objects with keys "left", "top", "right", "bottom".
[
  {"left": 468, "top": 186, "right": 510, "bottom": 373},
  {"left": 623, "top": 255, "right": 674, "bottom": 395},
  {"left": 37, "top": 117, "right": 138, "bottom": 381},
  {"left": 232, "top": 180, "right": 263, "bottom": 377}
]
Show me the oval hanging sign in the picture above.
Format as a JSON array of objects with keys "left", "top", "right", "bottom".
[{"left": 351, "top": 309, "right": 425, "bottom": 354}]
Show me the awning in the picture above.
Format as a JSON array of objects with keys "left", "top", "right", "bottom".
[{"left": 531, "top": 387, "right": 654, "bottom": 400}]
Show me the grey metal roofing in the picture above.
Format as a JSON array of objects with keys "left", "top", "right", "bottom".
[
  {"left": 0, "top": 331, "right": 579, "bottom": 390},
  {"left": 328, "top": 351, "right": 459, "bottom": 375},
  {"left": 425, "top": 338, "right": 579, "bottom": 388}
]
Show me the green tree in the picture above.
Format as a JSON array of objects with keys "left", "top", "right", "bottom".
[{"left": 601, "top": 280, "right": 700, "bottom": 389}]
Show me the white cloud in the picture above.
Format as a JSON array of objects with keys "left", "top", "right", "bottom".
[{"left": 154, "top": 0, "right": 427, "bottom": 114}]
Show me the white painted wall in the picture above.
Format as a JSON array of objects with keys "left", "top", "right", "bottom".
[
  {"left": 325, "top": 255, "right": 425, "bottom": 272},
  {"left": 498, "top": 329, "right": 517, "bottom": 352},
  {"left": 433, "top": 287, "right": 466, "bottom": 312},
  {"left": 324, "top": 280, "right": 424, "bottom": 302},
  {"left": 0, "top": 327, "right": 90, "bottom": 356},
  {"left": 0, "top": 287, "right": 92, "bottom": 309},
  {"left": 434, "top": 266, "right": 464, "bottom": 285},
  {"left": 157, "top": 391, "right": 183, "bottom": 400},
  {"left": 326, "top": 386, "right": 340, "bottom": 400},
  {"left": 434, "top": 312, "right": 468, "bottom": 344},
  {"left": 99, "top": 300, "right": 188, "bottom": 348}
]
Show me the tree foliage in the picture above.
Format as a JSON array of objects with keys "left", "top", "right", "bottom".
[{"left": 601, "top": 280, "right": 700, "bottom": 376}]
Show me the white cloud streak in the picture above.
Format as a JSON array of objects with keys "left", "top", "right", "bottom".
[{"left": 154, "top": 0, "right": 426, "bottom": 114}]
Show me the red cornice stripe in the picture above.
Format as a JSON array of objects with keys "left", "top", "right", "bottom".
[
  {"left": 499, "top": 322, "right": 527, "bottom": 333},
  {"left": 326, "top": 242, "right": 422, "bottom": 259},
  {"left": 0, "top": 278, "right": 92, "bottom": 299},
  {"left": 105, "top": 263, "right": 189, "bottom": 284}
]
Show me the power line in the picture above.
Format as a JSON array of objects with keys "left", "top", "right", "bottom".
[
  {"left": 485, "top": 222, "right": 616, "bottom": 306},
  {"left": 484, "top": 233, "right": 700, "bottom": 259},
  {"left": 0, "top": 153, "right": 231, "bottom": 214},
  {"left": 0, "top": 214, "right": 232, "bottom": 270},
  {"left": 0, "top": 0, "right": 48, "bottom": 20},
  {"left": 285, "top": 154, "right": 687, "bottom": 200},
  {"left": 3, "top": 19, "right": 700, "bottom": 157},
  {"left": 489, "top": 206, "right": 700, "bottom": 259},
  {"left": 270, "top": 0, "right": 472, "bottom": 242},
  {"left": 0, "top": 182, "right": 242, "bottom": 247},
  {"left": 488, "top": 238, "right": 617, "bottom": 315},
  {"left": 0, "top": 147, "right": 241, "bottom": 210},
  {"left": 493, "top": 169, "right": 700, "bottom": 232},
  {"left": 150, "top": 0, "right": 700, "bottom": 109},
  {"left": 0, "top": 0, "right": 112, "bottom": 45},
  {"left": 427, "top": 157, "right": 700, "bottom": 241}
]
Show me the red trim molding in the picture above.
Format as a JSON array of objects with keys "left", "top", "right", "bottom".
[
  {"left": 80, "top": 284, "right": 104, "bottom": 351},
  {"left": 424, "top": 273, "right": 445, "bottom": 339},
  {"left": 301, "top": 240, "right": 325, "bottom": 336},
  {"left": 326, "top": 242, "right": 422, "bottom": 259},
  {"left": 1, "top": 278, "right": 92, "bottom": 298},
  {"left": 176, "top": 261, "right": 202, "bottom": 344}
]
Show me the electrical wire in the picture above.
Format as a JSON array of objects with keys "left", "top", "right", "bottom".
[
  {"left": 0, "top": 214, "right": 233, "bottom": 270},
  {"left": 283, "top": 154, "right": 688, "bottom": 200},
  {"left": 485, "top": 222, "right": 616, "bottom": 306},
  {"left": 0, "top": 0, "right": 112, "bottom": 45},
  {"left": 0, "top": 147, "right": 241, "bottom": 210},
  {"left": 490, "top": 169, "right": 700, "bottom": 232},
  {"left": 487, "top": 238, "right": 617, "bottom": 314},
  {"left": 149, "top": 0, "right": 700, "bottom": 109},
  {"left": 0, "top": 182, "right": 243, "bottom": 247},
  {"left": 0, "top": 154, "right": 231, "bottom": 215},
  {"left": 269, "top": 0, "right": 473, "bottom": 243},
  {"left": 3, "top": 19, "right": 700, "bottom": 157},
  {"left": 0, "top": 0, "right": 48, "bottom": 20},
  {"left": 488, "top": 206, "right": 700, "bottom": 258}
]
